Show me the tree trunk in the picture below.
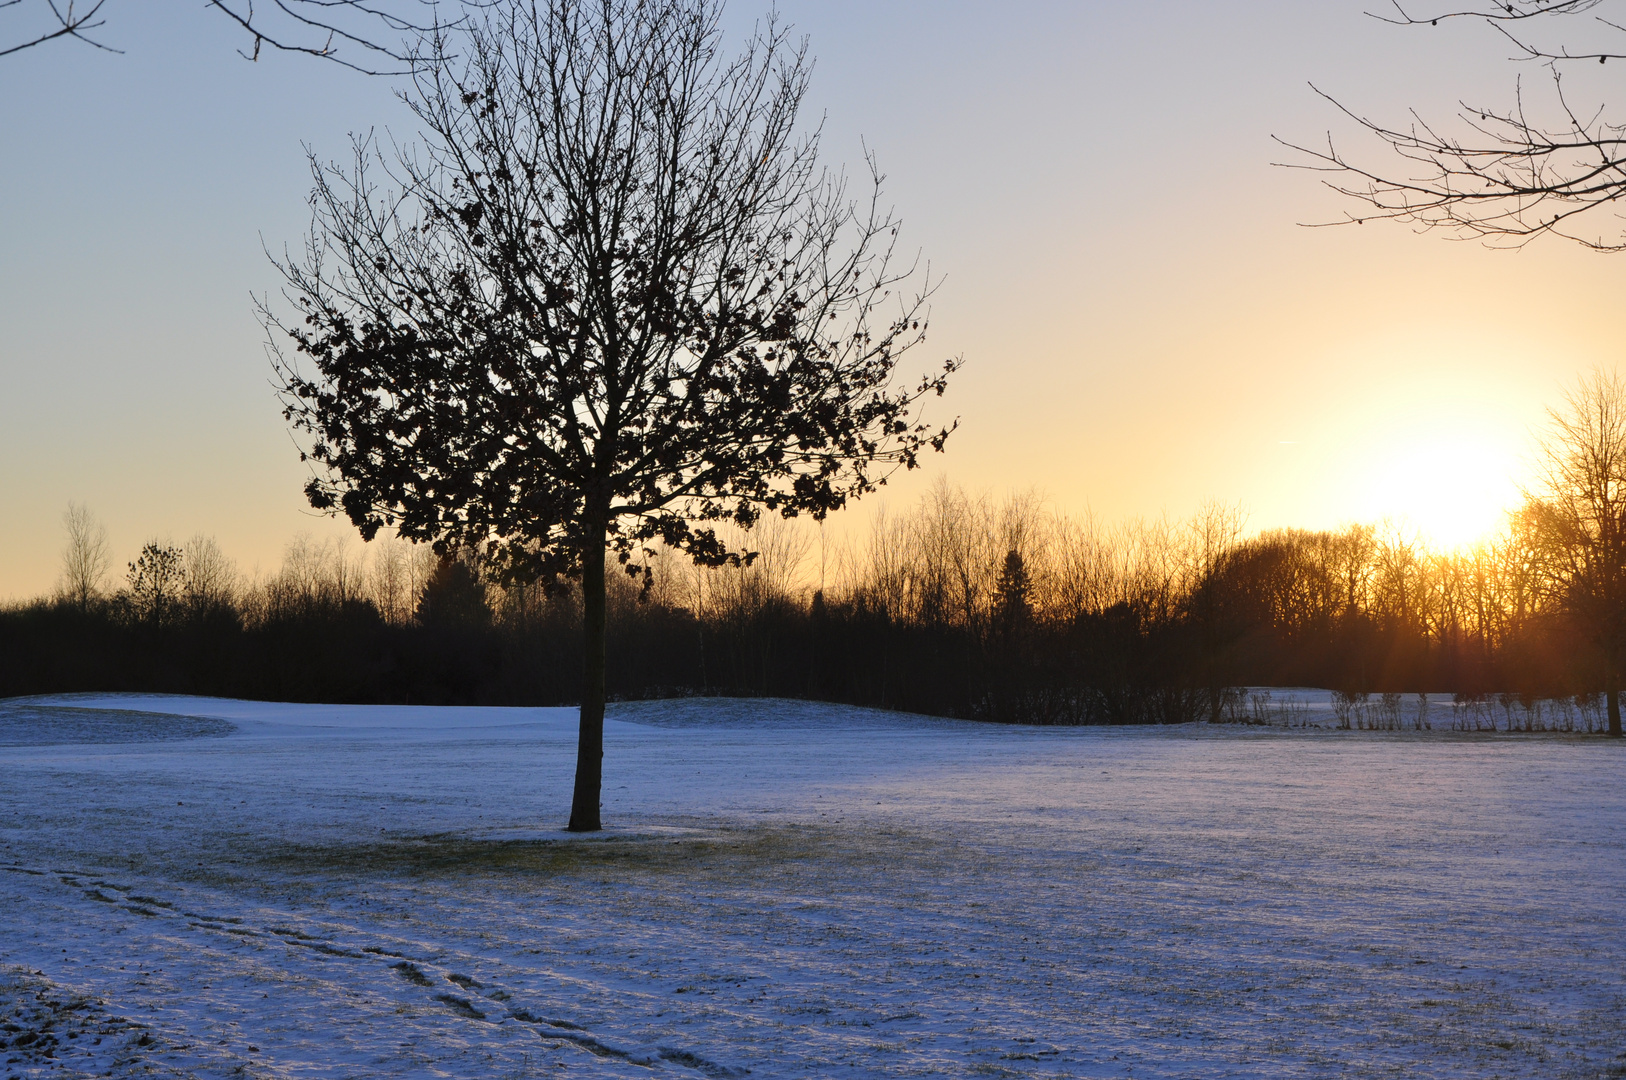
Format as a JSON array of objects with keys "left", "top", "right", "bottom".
[
  {"left": 567, "top": 517, "right": 608, "bottom": 831},
  {"left": 1609, "top": 658, "right": 1623, "bottom": 738}
]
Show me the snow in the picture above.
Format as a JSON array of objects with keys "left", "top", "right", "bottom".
[{"left": 2, "top": 690, "right": 1624, "bottom": 1078}]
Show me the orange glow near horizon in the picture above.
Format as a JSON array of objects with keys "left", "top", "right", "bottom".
[
  {"left": 1359, "top": 433, "right": 1526, "bottom": 551},
  {"left": 1198, "top": 325, "right": 1558, "bottom": 557}
]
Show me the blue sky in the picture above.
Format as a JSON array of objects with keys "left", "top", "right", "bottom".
[{"left": 4, "top": 1, "right": 1624, "bottom": 596}]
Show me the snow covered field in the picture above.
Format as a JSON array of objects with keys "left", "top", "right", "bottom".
[{"left": 2, "top": 693, "right": 1624, "bottom": 1079}]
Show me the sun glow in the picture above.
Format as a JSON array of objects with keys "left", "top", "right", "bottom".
[{"left": 1352, "top": 427, "right": 1528, "bottom": 551}]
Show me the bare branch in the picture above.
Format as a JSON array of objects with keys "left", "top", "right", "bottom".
[
  {"left": 1, "top": 0, "right": 495, "bottom": 72},
  {"left": 1277, "top": 2, "right": 1626, "bottom": 248},
  {"left": 203, "top": 0, "right": 489, "bottom": 75},
  {"left": 0, "top": 0, "right": 117, "bottom": 59},
  {"left": 1376, "top": 0, "right": 1626, "bottom": 65}
]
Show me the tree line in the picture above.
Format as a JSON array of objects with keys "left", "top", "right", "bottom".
[{"left": 4, "top": 461, "right": 1622, "bottom": 732}]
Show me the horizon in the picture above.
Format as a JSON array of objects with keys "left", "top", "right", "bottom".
[{"left": 1, "top": 476, "right": 1545, "bottom": 609}]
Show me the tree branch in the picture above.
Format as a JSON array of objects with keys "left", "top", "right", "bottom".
[
  {"left": 0, "top": 0, "right": 117, "bottom": 59},
  {"left": 1, "top": 0, "right": 492, "bottom": 72}
]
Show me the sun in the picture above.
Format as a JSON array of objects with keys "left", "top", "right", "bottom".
[{"left": 1355, "top": 429, "right": 1527, "bottom": 550}]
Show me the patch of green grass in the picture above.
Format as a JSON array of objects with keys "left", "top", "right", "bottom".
[{"left": 253, "top": 821, "right": 939, "bottom": 886}]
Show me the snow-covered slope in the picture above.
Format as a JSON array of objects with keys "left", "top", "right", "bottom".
[{"left": 2, "top": 694, "right": 1623, "bottom": 1078}]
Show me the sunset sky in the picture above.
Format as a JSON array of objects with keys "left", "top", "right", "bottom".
[{"left": 4, "top": 1, "right": 1625, "bottom": 599}]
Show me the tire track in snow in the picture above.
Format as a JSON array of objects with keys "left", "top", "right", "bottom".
[{"left": 4, "top": 860, "right": 753, "bottom": 1077}]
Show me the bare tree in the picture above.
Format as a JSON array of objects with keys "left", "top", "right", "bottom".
[
  {"left": 1182, "top": 500, "right": 1246, "bottom": 722},
  {"left": 698, "top": 515, "right": 812, "bottom": 619},
  {"left": 269, "top": 0, "right": 957, "bottom": 830},
  {"left": 365, "top": 533, "right": 430, "bottom": 624},
  {"left": 1523, "top": 367, "right": 1626, "bottom": 735},
  {"left": 261, "top": 533, "right": 368, "bottom": 616},
  {"left": 1283, "top": 3, "right": 1626, "bottom": 249},
  {"left": 182, "top": 534, "right": 239, "bottom": 614},
  {"left": 57, "top": 501, "right": 110, "bottom": 611}
]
